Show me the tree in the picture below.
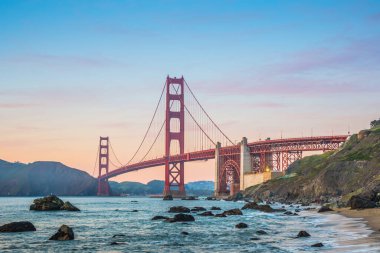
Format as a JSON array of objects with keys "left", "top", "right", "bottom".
[{"left": 370, "top": 118, "right": 380, "bottom": 128}]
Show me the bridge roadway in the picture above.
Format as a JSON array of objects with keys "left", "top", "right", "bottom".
[{"left": 99, "top": 135, "right": 348, "bottom": 180}]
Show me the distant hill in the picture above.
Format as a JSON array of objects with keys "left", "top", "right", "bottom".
[
  {"left": 0, "top": 159, "right": 214, "bottom": 196},
  {"left": 0, "top": 160, "right": 97, "bottom": 196},
  {"left": 110, "top": 180, "right": 214, "bottom": 196}
]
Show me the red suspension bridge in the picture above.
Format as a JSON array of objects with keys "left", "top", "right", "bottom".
[{"left": 96, "top": 76, "right": 348, "bottom": 197}]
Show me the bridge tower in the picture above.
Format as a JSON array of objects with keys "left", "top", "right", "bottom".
[
  {"left": 97, "top": 136, "right": 110, "bottom": 196},
  {"left": 164, "top": 76, "right": 186, "bottom": 197}
]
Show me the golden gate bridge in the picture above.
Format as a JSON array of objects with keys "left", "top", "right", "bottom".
[{"left": 95, "top": 76, "right": 348, "bottom": 197}]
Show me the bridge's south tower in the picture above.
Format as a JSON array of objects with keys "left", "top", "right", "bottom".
[
  {"left": 97, "top": 136, "right": 110, "bottom": 196},
  {"left": 164, "top": 76, "right": 186, "bottom": 197}
]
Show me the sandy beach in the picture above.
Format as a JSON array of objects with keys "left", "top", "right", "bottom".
[{"left": 335, "top": 207, "right": 380, "bottom": 233}]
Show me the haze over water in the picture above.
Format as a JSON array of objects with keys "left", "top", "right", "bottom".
[{"left": 0, "top": 197, "right": 378, "bottom": 252}]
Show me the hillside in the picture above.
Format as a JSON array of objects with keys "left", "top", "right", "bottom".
[
  {"left": 0, "top": 159, "right": 214, "bottom": 196},
  {"left": 0, "top": 160, "right": 97, "bottom": 196},
  {"left": 244, "top": 126, "right": 380, "bottom": 206}
]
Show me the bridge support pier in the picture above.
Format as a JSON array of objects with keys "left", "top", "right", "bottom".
[{"left": 240, "top": 137, "right": 251, "bottom": 191}]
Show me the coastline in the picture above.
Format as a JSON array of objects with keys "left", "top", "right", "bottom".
[{"left": 335, "top": 207, "right": 380, "bottom": 233}]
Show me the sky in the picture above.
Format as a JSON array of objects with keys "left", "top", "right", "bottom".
[{"left": 0, "top": 0, "right": 379, "bottom": 183}]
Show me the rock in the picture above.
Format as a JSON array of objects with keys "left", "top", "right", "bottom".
[
  {"left": 168, "top": 206, "right": 190, "bottom": 213},
  {"left": 191, "top": 207, "right": 206, "bottom": 212},
  {"left": 297, "top": 230, "right": 310, "bottom": 237},
  {"left": 0, "top": 221, "right": 36, "bottom": 233},
  {"left": 163, "top": 195, "right": 173, "bottom": 200},
  {"left": 226, "top": 192, "right": 244, "bottom": 201},
  {"left": 110, "top": 242, "right": 126, "bottom": 245},
  {"left": 206, "top": 196, "right": 216, "bottom": 200},
  {"left": 295, "top": 209, "right": 301, "bottom": 212},
  {"left": 256, "top": 230, "right": 268, "bottom": 235},
  {"left": 235, "top": 223, "right": 248, "bottom": 229},
  {"left": 182, "top": 196, "right": 198, "bottom": 200},
  {"left": 311, "top": 243, "right": 324, "bottom": 247},
  {"left": 283, "top": 211, "right": 293, "bottom": 215},
  {"left": 198, "top": 211, "right": 214, "bottom": 216},
  {"left": 210, "top": 206, "right": 221, "bottom": 210},
  {"left": 242, "top": 202, "right": 283, "bottom": 213},
  {"left": 152, "top": 216, "right": 169, "bottom": 220},
  {"left": 131, "top": 210, "right": 138, "bottom": 212},
  {"left": 49, "top": 225, "right": 74, "bottom": 241},
  {"left": 61, "top": 201, "right": 80, "bottom": 211},
  {"left": 30, "top": 195, "right": 80, "bottom": 211},
  {"left": 250, "top": 237, "right": 260, "bottom": 241},
  {"left": 348, "top": 195, "right": 376, "bottom": 209},
  {"left": 181, "top": 231, "right": 189, "bottom": 235},
  {"left": 215, "top": 213, "right": 227, "bottom": 217},
  {"left": 166, "top": 214, "right": 195, "bottom": 222},
  {"left": 222, "top": 208, "right": 243, "bottom": 216},
  {"left": 318, "top": 206, "right": 334, "bottom": 213},
  {"left": 131, "top": 200, "right": 138, "bottom": 203},
  {"left": 358, "top": 130, "right": 371, "bottom": 140}
]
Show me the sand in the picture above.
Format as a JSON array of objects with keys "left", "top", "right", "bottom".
[{"left": 335, "top": 207, "right": 380, "bottom": 233}]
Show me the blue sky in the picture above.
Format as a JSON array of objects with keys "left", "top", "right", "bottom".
[{"left": 0, "top": 0, "right": 379, "bottom": 182}]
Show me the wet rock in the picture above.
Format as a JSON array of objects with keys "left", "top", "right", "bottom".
[
  {"left": 61, "top": 201, "right": 80, "bottom": 211},
  {"left": 131, "top": 210, "right": 138, "bottom": 212},
  {"left": 235, "top": 223, "right": 248, "bottom": 229},
  {"left": 348, "top": 195, "right": 376, "bottom": 209},
  {"left": 206, "top": 197, "right": 216, "bottom": 200},
  {"left": 226, "top": 192, "right": 244, "bottom": 201},
  {"left": 283, "top": 211, "right": 293, "bottom": 215},
  {"left": 181, "top": 231, "right": 189, "bottom": 235},
  {"left": 168, "top": 206, "right": 190, "bottom": 213},
  {"left": 191, "top": 207, "right": 206, "bottom": 212},
  {"left": 163, "top": 195, "right": 173, "bottom": 201},
  {"left": 0, "top": 221, "right": 36, "bottom": 233},
  {"left": 198, "top": 211, "right": 214, "bottom": 216},
  {"left": 30, "top": 195, "right": 80, "bottom": 211},
  {"left": 152, "top": 216, "right": 169, "bottom": 220},
  {"left": 110, "top": 242, "right": 126, "bottom": 245},
  {"left": 242, "top": 202, "right": 284, "bottom": 213},
  {"left": 318, "top": 206, "right": 334, "bottom": 213},
  {"left": 131, "top": 200, "right": 138, "bottom": 203},
  {"left": 210, "top": 206, "right": 221, "bottom": 210},
  {"left": 256, "top": 230, "right": 268, "bottom": 235},
  {"left": 166, "top": 214, "right": 195, "bottom": 222},
  {"left": 295, "top": 209, "right": 301, "bottom": 212},
  {"left": 182, "top": 196, "right": 198, "bottom": 200},
  {"left": 297, "top": 230, "right": 310, "bottom": 237},
  {"left": 215, "top": 213, "right": 227, "bottom": 218},
  {"left": 222, "top": 208, "right": 243, "bottom": 216},
  {"left": 49, "top": 225, "right": 74, "bottom": 241},
  {"left": 250, "top": 237, "right": 260, "bottom": 241},
  {"left": 311, "top": 242, "right": 324, "bottom": 247}
]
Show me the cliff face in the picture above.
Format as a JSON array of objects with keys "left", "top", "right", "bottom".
[
  {"left": 0, "top": 160, "right": 97, "bottom": 196},
  {"left": 244, "top": 127, "right": 380, "bottom": 205}
]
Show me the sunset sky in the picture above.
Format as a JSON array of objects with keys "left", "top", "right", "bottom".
[{"left": 1, "top": 0, "right": 379, "bottom": 183}]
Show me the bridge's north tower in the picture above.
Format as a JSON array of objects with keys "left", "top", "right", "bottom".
[
  {"left": 164, "top": 76, "right": 186, "bottom": 197},
  {"left": 97, "top": 136, "right": 110, "bottom": 196}
]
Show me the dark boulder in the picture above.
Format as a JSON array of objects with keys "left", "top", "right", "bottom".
[
  {"left": 152, "top": 216, "right": 169, "bottom": 220},
  {"left": 112, "top": 234, "right": 126, "bottom": 238},
  {"left": 198, "top": 211, "right": 214, "bottom": 216},
  {"left": 168, "top": 206, "right": 190, "bottom": 213},
  {"left": 206, "top": 196, "right": 216, "bottom": 200},
  {"left": 181, "top": 231, "right": 189, "bottom": 235},
  {"left": 210, "top": 206, "right": 221, "bottom": 210},
  {"left": 297, "top": 231, "right": 311, "bottom": 237},
  {"left": 256, "top": 230, "right": 268, "bottom": 235},
  {"left": 0, "top": 221, "right": 36, "bottom": 233},
  {"left": 49, "top": 225, "right": 74, "bottom": 241},
  {"left": 348, "top": 196, "right": 376, "bottom": 209},
  {"left": 215, "top": 213, "right": 227, "bottom": 218},
  {"left": 191, "top": 207, "right": 206, "bottom": 212},
  {"left": 250, "top": 237, "right": 260, "bottom": 241},
  {"left": 222, "top": 208, "right": 243, "bottom": 216},
  {"left": 311, "top": 243, "right": 324, "bottom": 247},
  {"left": 318, "top": 206, "right": 334, "bottom": 213},
  {"left": 283, "top": 211, "right": 293, "bottom": 215},
  {"left": 163, "top": 195, "right": 173, "bottom": 201},
  {"left": 110, "top": 242, "right": 126, "bottom": 245},
  {"left": 30, "top": 195, "right": 80, "bottom": 211},
  {"left": 166, "top": 213, "right": 195, "bottom": 222},
  {"left": 235, "top": 223, "right": 248, "bottom": 229},
  {"left": 226, "top": 192, "right": 244, "bottom": 201},
  {"left": 242, "top": 202, "right": 284, "bottom": 213}
]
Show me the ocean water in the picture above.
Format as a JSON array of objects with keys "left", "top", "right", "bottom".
[{"left": 0, "top": 197, "right": 379, "bottom": 253}]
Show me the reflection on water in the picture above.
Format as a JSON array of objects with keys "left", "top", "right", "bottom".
[{"left": 0, "top": 197, "right": 378, "bottom": 252}]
